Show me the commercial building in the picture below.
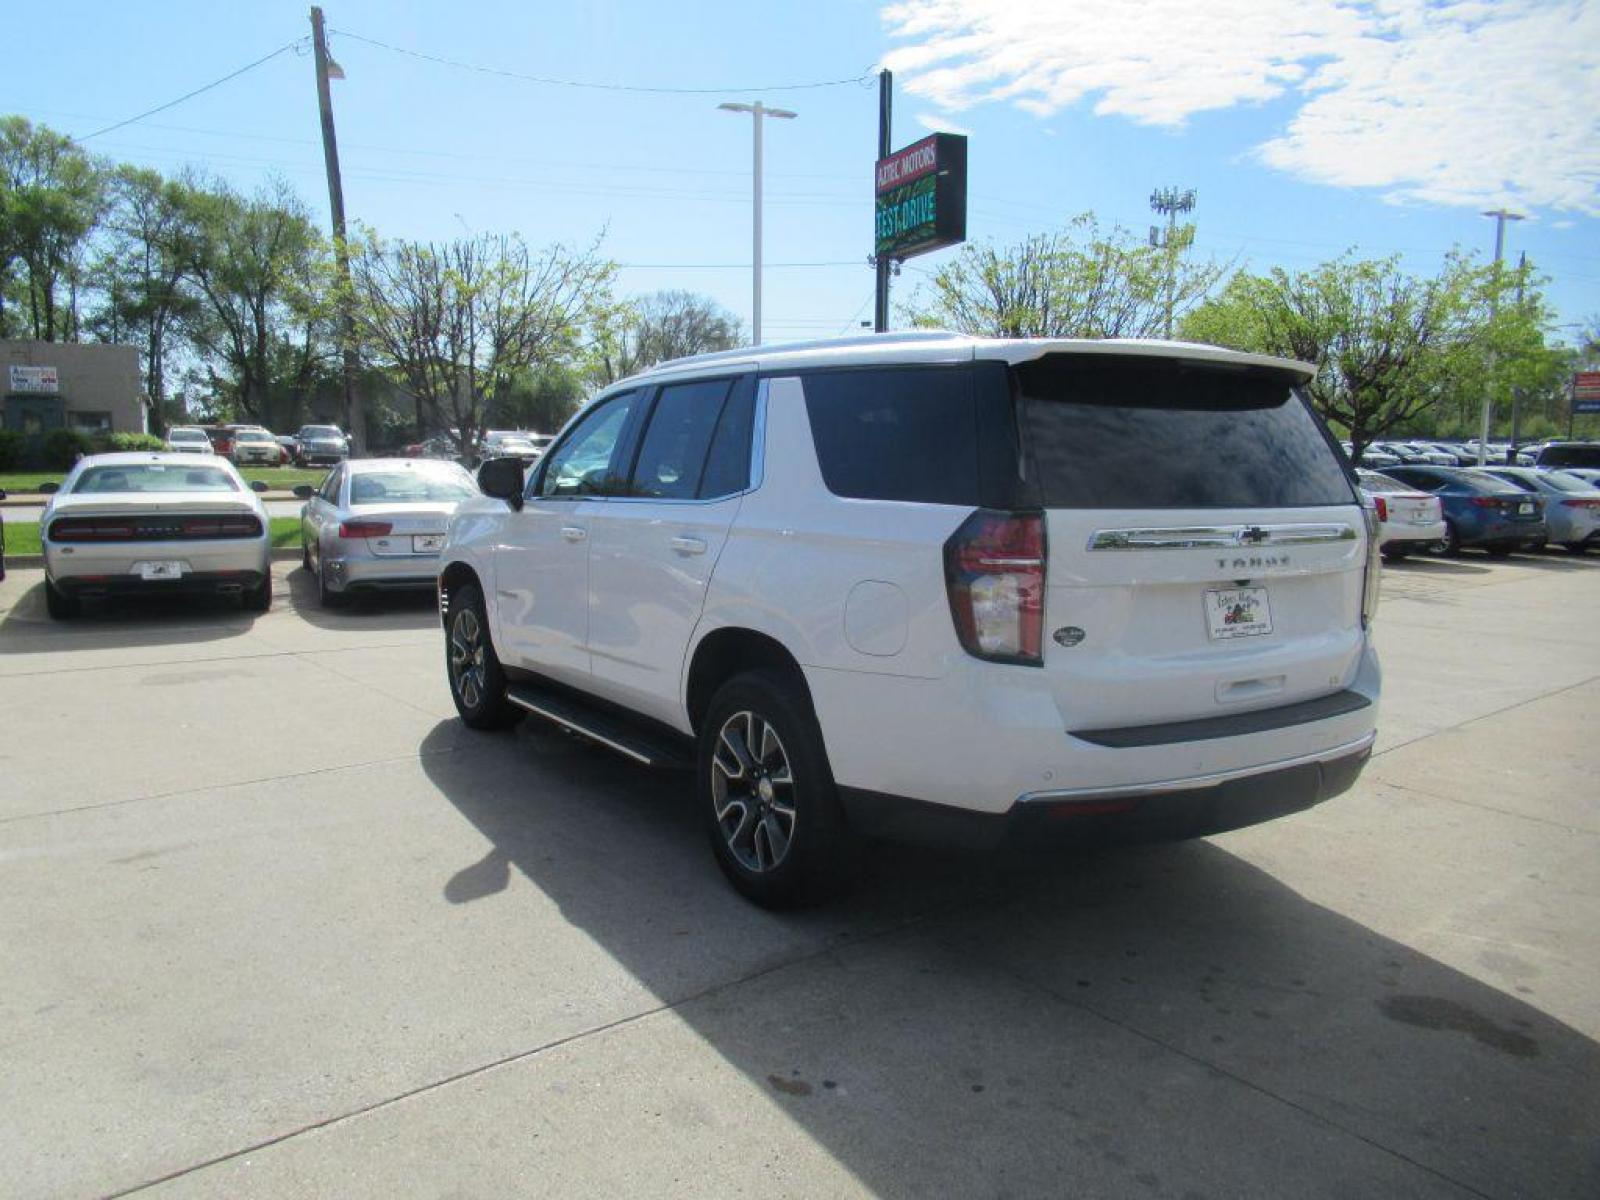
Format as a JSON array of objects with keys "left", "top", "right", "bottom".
[{"left": 1, "top": 341, "right": 146, "bottom": 436}]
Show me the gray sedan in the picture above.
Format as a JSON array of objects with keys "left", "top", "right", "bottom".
[
  {"left": 1479, "top": 467, "right": 1600, "bottom": 552},
  {"left": 296, "top": 458, "right": 479, "bottom": 607}
]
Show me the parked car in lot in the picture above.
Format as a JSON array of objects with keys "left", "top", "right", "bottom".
[
  {"left": 1382, "top": 465, "right": 1548, "bottom": 556},
  {"left": 1479, "top": 467, "right": 1600, "bottom": 553},
  {"left": 39, "top": 453, "right": 272, "bottom": 617},
  {"left": 481, "top": 430, "right": 544, "bottom": 466},
  {"left": 201, "top": 425, "right": 235, "bottom": 459},
  {"left": 438, "top": 333, "right": 1381, "bottom": 905},
  {"left": 275, "top": 434, "right": 299, "bottom": 464},
  {"left": 1356, "top": 470, "right": 1446, "bottom": 560},
  {"left": 228, "top": 425, "right": 282, "bottom": 467},
  {"left": 295, "top": 424, "right": 350, "bottom": 467},
  {"left": 1534, "top": 442, "right": 1600, "bottom": 470},
  {"left": 296, "top": 458, "right": 478, "bottom": 607},
  {"left": 164, "top": 426, "right": 214, "bottom": 455},
  {"left": 1559, "top": 467, "right": 1600, "bottom": 488}
]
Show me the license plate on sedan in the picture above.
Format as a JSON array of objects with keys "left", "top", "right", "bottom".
[
  {"left": 1518, "top": 502, "right": 1534, "bottom": 515},
  {"left": 1204, "top": 587, "right": 1272, "bottom": 640},
  {"left": 412, "top": 534, "right": 445, "bottom": 553},
  {"left": 135, "top": 561, "right": 183, "bottom": 582}
]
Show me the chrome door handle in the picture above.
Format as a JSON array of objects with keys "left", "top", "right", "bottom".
[
  {"left": 560, "top": 526, "right": 587, "bottom": 543},
  {"left": 669, "top": 536, "right": 707, "bottom": 556}
]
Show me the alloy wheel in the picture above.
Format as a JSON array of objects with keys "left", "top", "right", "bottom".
[
  {"left": 449, "top": 607, "right": 488, "bottom": 710},
  {"left": 711, "top": 710, "right": 796, "bottom": 873}
]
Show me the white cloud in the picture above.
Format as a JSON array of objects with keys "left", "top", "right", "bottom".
[
  {"left": 915, "top": 111, "right": 973, "bottom": 136},
  {"left": 880, "top": 0, "right": 1600, "bottom": 215}
]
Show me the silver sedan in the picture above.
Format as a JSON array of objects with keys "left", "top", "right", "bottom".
[{"left": 297, "top": 458, "right": 480, "bottom": 607}]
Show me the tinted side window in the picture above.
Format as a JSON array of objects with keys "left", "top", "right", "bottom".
[
  {"left": 319, "top": 468, "right": 342, "bottom": 504},
  {"left": 1016, "top": 355, "right": 1354, "bottom": 509},
  {"left": 537, "top": 393, "right": 639, "bottom": 498},
  {"left": 700, "top": 378, "right": 756, "bottom": 499},
  {"left": 801, "top": 367, "right": 979, "bottom": 505},
  {"left": 627, "top": 379, "right": 732, "bottom": 500}
]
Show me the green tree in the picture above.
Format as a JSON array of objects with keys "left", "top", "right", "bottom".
[
  {"left": 1181, "top": 253, "right": 1554, "bottom": 460},
  {"left": 588, "top": 290, "right": 741, "bottom": 387},
  {"left": 351, "top": 230, "right": 614, "bottom": 451},
  {"left": 0, "top": 117, "right": 107, "bottom": 341},
  {"left": 489, "top": 363, "right": 586, "bottom": 433},
  {"left": 84, "top": 167, "right": 207, "bottom": 433},
  {"left": 185, "top": 178, "right": 334, "bottom": 430},
  {"left": 905, "top": 214, "right": 1224, "bottom": 339}
]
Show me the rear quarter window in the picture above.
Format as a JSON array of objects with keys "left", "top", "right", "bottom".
[
  {"left": 1014, "top": 355, "right": 1355, "bottom": 509},
  {"left": 799, "top": 366, "right": 981, "bottom": 505}
]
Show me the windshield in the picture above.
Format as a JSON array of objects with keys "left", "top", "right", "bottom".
[
  {"left": 1015, "top": 355, "right": 1354, "bottom": 509},
  {"left": 348, "top": 467, "right": 476, "bottom": 504},
  {"left": 73, "top": 464, "right": 239, "bottom": 493},
  {"left": 301, "top": 426, "right": 342, "bottom": 438},
  {"left": 1357, "top": 472, "right": 1411, "bottom": 493},
  {"left": 168, "top": 429, "right": 207, "bottom": 442}
]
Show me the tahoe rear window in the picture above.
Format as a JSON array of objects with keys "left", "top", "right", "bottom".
[{"left": 1015, "top": 355, "right": 1355, "bottom": 509}]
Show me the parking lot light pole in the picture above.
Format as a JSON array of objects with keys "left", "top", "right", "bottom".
[
  {"left": 718, "top": 101, "right": 797, "bottom": 347},
  {"left": 1477, "top": 207, "right": 1525, "bottom": 465}
]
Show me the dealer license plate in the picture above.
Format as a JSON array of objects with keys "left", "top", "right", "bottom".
[
  {"left": 413, "top": 534, "right": 445, "bottom": 553},
  {"left": 1518, "top": 502, "right": 1533, "bottom": 515},
  {"left": 1204, "top": 587, "right": 1272, "bottom": 640},
  {"left": 136, "top": 561, "right": 183, "bottom": 582}
]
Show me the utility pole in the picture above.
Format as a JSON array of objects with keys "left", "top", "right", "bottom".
[
  {"left": 718, "top": 101, "right": 797, "bottom": 346},
  {"left": 1476, "top": 206, "right": 1524, "bottom": 465},
  {"left": 873, "top": 70, "right": 892, "bottom": 334},
  {"left": 311, "top": 6, "right": 364, "bottom": 454},
  {"left": 1149, "top": 187, "right": 1197, "bottom": 340}
]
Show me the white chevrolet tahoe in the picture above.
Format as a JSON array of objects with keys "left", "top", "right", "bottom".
[{"left": 439, "top": 333, "right": 1381, "bottom": 906}]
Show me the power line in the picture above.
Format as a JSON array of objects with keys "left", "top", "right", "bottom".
[
  {"left": 75, "top": 38, "right": 308, "bottom": 142},
  {"left": 331, "top": 27, "right": 874, "bottom": 95}
]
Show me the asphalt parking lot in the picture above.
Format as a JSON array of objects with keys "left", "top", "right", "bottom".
[{"left": 1, "top": 556, "right": 1597, "bottom": 1199}]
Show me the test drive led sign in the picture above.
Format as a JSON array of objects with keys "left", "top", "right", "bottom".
[{"left": 874, "top": 133, "right": 967, "bottom": 261}]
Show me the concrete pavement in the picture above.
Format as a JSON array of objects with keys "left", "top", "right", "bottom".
[{"left": 0, "top": 555, "right": 1596, "bottom": 1198}]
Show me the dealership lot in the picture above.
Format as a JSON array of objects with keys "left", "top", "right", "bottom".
[{"left": 1, "top": 558, "right": 1597, "bottom": 1198}]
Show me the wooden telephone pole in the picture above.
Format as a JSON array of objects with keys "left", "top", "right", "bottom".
[{"left": 310, "top": 6, "right": 364, "bottom": 453}]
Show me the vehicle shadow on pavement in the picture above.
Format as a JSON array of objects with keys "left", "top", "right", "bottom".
[
  {"left": 0, "top": 579, "right": 262, "bottom": 649},
  {"left": 419, "top": 720, "right": 1600, "bottom": 1199},
  {"left": 282, "top": 565, "right": 440, "bottom": 630}
]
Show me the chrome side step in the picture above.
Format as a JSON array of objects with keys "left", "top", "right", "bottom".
[{"left": 505, "top": 684, "right": 694, "bottom": 769}]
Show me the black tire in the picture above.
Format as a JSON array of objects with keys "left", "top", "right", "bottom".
[
  {"left": 445, "top": 582, "right": 519, "bottom": 729},
  {"left": 301, "top": 537, "right": 312, "bottom": 570},
  {"left": 1565, "top": 541, "right": 1590, "bottom": 555},
  {"left": 1485, "top": 543, "right": 1515, "bottom": 559},
  {"left": 698, "top": 670, "right": 848, "bottom": 908},
  {"left": 44, "top": 577, "right": 79, "bottom": 620},
  {"left": 1442, "top": 519, "right": 1462, "bottom": 557},
  {"left": 1381, "top": 546, "right": 1409, "bottom": 563},
  {"left": 317, "top": 556, "right": 348, "bottom": 608},
  {"left": 243, "top": 573, "right": 272, "bottom": 612}
]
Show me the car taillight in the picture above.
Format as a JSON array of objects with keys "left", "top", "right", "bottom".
[
  {"left": 944, "top": 510, "right": 1045, "bottom": 666},
  {"left": 339, "top": 520, "right": 393, "bottom": 539},
  {"left": 1561, "top": 498, "right": 1600, "bottom": 508},
  {"left": 1361, "top": 507, "right": 1381, "bottom": 630},
  {"left": 49, "top": 519, "right": 135, "bottom": 542},
  {"left": 1372, "top": 496, "right": 1388, "bottom": 522}
]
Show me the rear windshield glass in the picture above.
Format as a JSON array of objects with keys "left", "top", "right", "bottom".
[
  {"left": 1014, "top": 355, "right": 1354, "bottom": 509},
  {"left": 1543, "top": 471, "right": 1595, "bottom": 492},
  {"left": 1357, "top": 472, "right": 1411, "bottom": 493},
  {"left": 73, "top": 465, "right": 239, "bottom": 493},
  {"left": 349, "top": 469, "right": 476, "bottom": 504},
  {"left": 1451, "top": 469, "right": 1525, "bottom": 494}
]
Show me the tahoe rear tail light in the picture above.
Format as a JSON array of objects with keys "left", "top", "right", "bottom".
[
  {"left": 339, "top": 520, "right": 393, "bottom": 539},
  {"left": 944, "top": 510, "right": 1045, "bottom": 666},
  {"left": 1360, "top": 507, "right": 1381, "bottom": 629}
]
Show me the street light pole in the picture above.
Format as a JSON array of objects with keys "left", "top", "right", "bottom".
[
  {"left": 1476, "top": 207, "right": 1525, "bottom": 465},
  {"left": 718, "top": 101, "right": 797, "bottom": 346}
]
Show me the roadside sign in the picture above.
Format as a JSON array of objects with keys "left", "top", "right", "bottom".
[
  {"left": 874, "top": 133, "right": 967, "bottom": 262},
  {"left": 8, "top": 365, "right": 59, "bottom": 394},
  {"left": 1574, "top": 371, "right": 1600, "bottom": 415}
]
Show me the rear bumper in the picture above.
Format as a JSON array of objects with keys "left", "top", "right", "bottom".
[
  {"left": 840, "top": 734, "right": 1373, "bottom": 851},
  {"left": 324, "top": 550, "right": 441, "bottom": 593},
  {"left": 52, "top": 568, "right": 266, "bottom": 598},
  {"left": 45, "top": 537, "right": 271, "bottom": 583}
]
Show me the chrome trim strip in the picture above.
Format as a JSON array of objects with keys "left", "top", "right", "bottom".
[
  {"left": 1015, "top": 731, "right": 1376, "bottom": 806},
  {"left": 505, "top": 693, "right": 656, "bottom": 766},
  {"left": 1088, "top": 523, "right": 1357, "bottom": 551}
]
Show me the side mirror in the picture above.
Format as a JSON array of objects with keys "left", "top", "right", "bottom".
[
  {"left": 0, "top": 488, "right": 7, "bottom": 500},
  {"left": 40, "top": 481, "right": 59, "bottom": 494},
  {"left": 477, "top": 456, "right": 525, "bottom": 509},
  {"left": 250, "top": 480, "right": 269, "bottom": 493},
  {"left": 292, "top": 484, "right": 315, "bottom": 500}
]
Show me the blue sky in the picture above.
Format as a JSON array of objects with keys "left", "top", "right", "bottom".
[{"left": 7, "top": 0, "right": 1598, "bottom": 343}]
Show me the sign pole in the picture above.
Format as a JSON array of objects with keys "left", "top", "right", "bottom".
[{"left": 874, "top": 70, "right": 892, "bottom": 334}]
